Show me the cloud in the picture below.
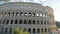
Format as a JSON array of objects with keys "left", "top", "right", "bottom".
[
  {"left": 24, "top": 0, "right": 27, "bottom": 2},
  {"left": 10, "top": 0, "right": 47, "bottom": 3},
  {"left": 10, "top": 0, "right": 15, "bottom": 2},
  {"left": 34, "top": 0, "right": 40, "bottom": 3},
  {"left": 41, "top": 0, "right": 47, "bottom": 2},
  {"left": 10, "top": 0, "right": 24, "bottom": 2},
  {"left": 43, "top": 0, "right": 47, "bottom": 1}
]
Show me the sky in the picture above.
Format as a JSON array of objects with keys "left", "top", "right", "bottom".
[
  {"left": 44, "top": 0, "right": 60, "bottom": 22},
  {"left": 0, "top": 0, "right": 60, "bottom": 22}
]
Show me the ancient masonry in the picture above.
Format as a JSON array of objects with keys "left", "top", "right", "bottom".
[{"left": 0, "top": 2, "right": 57, "bottom": 34}]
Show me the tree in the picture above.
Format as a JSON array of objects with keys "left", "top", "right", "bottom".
[
  {"left": 0, "top": 0, "right": 9, "bottom": 2},
  {"left": 13, "top": 27, "right": 30, "bottom": 34},
  {"left": 56, "top": 21, "right": 60, "bottom": 28},
  {"left": 23, "top": 31, "right": 30, "bottom": 34}
]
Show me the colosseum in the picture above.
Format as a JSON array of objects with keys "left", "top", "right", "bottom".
[{"left": 0, "top": 2, "right": 57, "bottom": 34}]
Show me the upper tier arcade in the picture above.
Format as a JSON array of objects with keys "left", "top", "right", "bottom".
[{"left": 0, "top": 2, "right": 47, "bottom": 13}]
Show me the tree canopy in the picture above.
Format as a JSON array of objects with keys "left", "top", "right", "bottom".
[
  {"left": 13, "top": 27, "right": 30, "bottom": 34},
  {"left": 0, "top": 0, "right": 9, "bottom": 2}
]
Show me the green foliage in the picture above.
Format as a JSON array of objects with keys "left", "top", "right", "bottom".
[
  {"left": 13, "top": 27, "right": 30, "bottom": 34},
  {"left": 23, "top": 32, "right": 30, "bottom": 34},
  {"left": 56, "top": 21, "right": 60, "bottom": 28},
  {"left": 0, "top": 0, "right": 9, "bottom": 2},
  {"left": 13, "top": 28, "right": 21, "bottom": 34}
]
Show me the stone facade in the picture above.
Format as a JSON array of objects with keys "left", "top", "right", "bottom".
[{"left": 0, "top": 2, "right": 56, "bottom": 34}]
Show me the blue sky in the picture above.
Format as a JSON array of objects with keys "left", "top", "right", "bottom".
[
  {"left": 0, "top": 0, "right": 60, "bottom": 21},
  {"left": 44, "top": 0, "right": 60, "bottom": 22}
]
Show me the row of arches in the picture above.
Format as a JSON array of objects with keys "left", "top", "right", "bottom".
[
  {"left": 0, "top": 27, "right": 50, "bottom": 34},
  {"left": 0, "top": 19, "right": 50, "bottom": 25},
  {"left": 1, "top": 12, "right": 48, "bottom": 18}
]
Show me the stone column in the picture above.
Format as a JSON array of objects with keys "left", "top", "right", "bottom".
[
  {"left": 36, "top": 28, "right": 37, "bottom": 34},
  {"left": 12, "top": 27, "right": 14, "bottom": 34},
  {"left": 10, "top": 12, "right": 12, "bottom": 16},
  {"left": 9, "top": 19, "right": 10, "bottom": 24},
  {"left": 13, "top": 20, "right": 15, "bottom": 24},
  {"left": 3, "top": 27, "right": 5, "bottom": 33},
  {"left": 36, "top": 20, "right": 37, "bottom": 25},
  {"left": 26, "top": 28, "right": 28, "bottom": 32},
  {"left": 8, "top": 28, "right": 9, "bottom": 34},
  {"left": 31, "top": 28, "right": 33, "bottom": 34},
  {"left": 43, "top": 28, "right": 45, "bottom": 34},
  {"left": 40, "top": 28, "right": 41, "bottom": 34}
]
